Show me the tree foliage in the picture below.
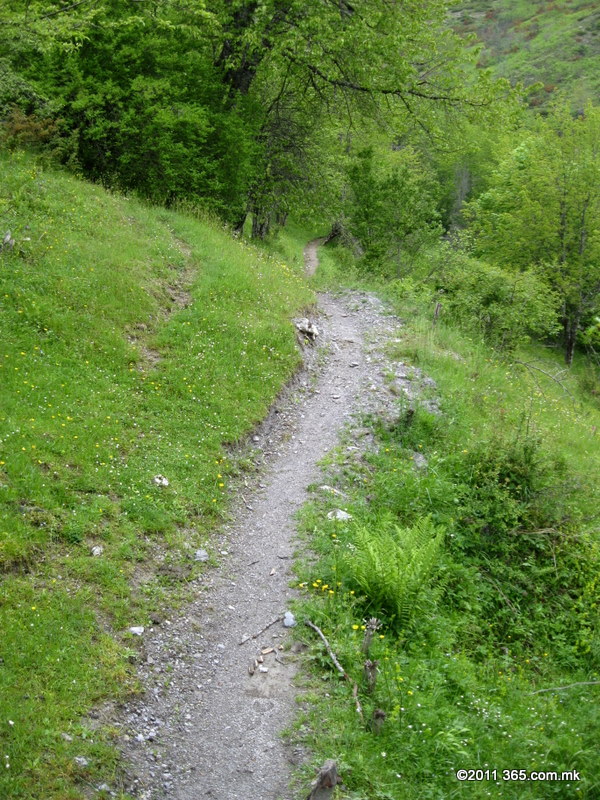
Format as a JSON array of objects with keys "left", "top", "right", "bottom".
[
  {"left": 1, "top": 0, "right": 502, "bottom": 232},
  {"left": 469, "top": 103, "right": 600, "bottom": 363},
  {"left": 346, "top": 145, "right": 441, "bottom": 275}
]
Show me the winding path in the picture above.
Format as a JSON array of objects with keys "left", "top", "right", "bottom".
[{"left": 122, "top": 242, "right": 403, "bottom": 799}]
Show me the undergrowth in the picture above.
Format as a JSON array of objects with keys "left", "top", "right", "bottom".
[{"left": 292, "top": 250, "right": 599, "bottom": 798}]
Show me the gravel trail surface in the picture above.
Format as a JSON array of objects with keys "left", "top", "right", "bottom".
[{"left": 120, "top": 245, "right": 412, "bottom": 799}]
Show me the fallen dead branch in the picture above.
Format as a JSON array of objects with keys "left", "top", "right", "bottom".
[
  {"left": 532, "top": 680, "right": 600, "bottom": 695},
  {"left": 239, "top": 615, "right": 282, "bottom": 645},
  {"left": 306, "top": 619, "right": 363, "bottom": 719},
  {"left": 513, "top": 360, "right": 575, "bottom": 400}
]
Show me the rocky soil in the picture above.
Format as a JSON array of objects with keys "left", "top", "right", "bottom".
[{"left": 116, "top": 243, "right": 435, "bottom": 799}]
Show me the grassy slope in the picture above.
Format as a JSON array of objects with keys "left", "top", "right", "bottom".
[
  {"left": 291, "top": 246, "right": 599, "bottom": 798},
  {"left": 0, "top": 151, "right": 312, "bottom": 799},
  {"left": 451, "top": 0, "right": 600, "bottom": 107}
]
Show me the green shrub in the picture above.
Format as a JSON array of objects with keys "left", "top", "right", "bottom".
[
  {"left": 343, "top": 517, "right": 444, "bottom": 631},
  {"left": 438, "top": 247, "right": 559, "bottom": 351}
]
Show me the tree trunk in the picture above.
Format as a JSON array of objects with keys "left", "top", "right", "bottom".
[
  {"left": 215, "top": 2, "right": 262, "bottom": 98},
  {"left": 564, "top": 309, "right": 581, "bottom": 366},
  {"left": 232, "top": 211, "right": 247, "bottom": 237},
  {"left": 251, "top": 210, "right": 270, "bottom": 239},
  {"left": 306, "top": 760, "right": 340, "bottom": 800}
]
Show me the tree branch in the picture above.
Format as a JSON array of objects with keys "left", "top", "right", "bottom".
[
  {"left": 532, "top": 681, "right": 600, "bottom": 695},
  {"left": 306, "top": 619, "right": 363, "bottom": 718}
]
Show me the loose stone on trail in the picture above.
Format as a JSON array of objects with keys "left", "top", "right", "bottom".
[
  {"left": 319, "top": 485, "right": 347, "bottom": 497},
  {"left": 327, "top": 509, "right": 353, "bottom": 521},
  {"left": 295, "top": 317, "right": 319, "bottom": 341}
]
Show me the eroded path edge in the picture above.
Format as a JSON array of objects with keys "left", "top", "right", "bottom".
[{"left": 120, "top": 247, "right": 408, "bottom": 800}]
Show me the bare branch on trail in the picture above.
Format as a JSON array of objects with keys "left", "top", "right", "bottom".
[
  {"left": 306, "top": 619, "right": 363, "bottom": 718},
  {"left": 239, "top": 615, "right": 282, "bottom": 645},
  {"left": 513, "top": 360, "right": 575, "bottom": 400},
  {"left": 532, "top": 681, "right": 600, "bottom": 695}
]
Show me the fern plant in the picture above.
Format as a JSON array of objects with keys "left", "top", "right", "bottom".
[{"left": 344, "top": 516, "right": 444, "bottom": 630}]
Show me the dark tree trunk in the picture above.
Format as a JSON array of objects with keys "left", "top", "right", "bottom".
[
  {"left": 215, "top": 1, "right": 291, "bottom": 98},
  {"left": 251, "top": 210, "right": 270, "bottom": 239},
  {"left": 232, "top": 211, "right": 247, "bottom": 237},
  {"left": 564, "top": 310, "right": 581, "bottom": 366},
  {"left": 215, "top": 1, "right": 262, "bottom": 97}
]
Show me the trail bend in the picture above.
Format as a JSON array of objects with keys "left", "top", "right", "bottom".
[{"left": 122, "top": 241, "right": 405, "bottom": 799}]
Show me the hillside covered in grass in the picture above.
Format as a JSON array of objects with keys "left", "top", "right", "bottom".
[
  {"left": 452, "top": 0, "right": 600, "bottom": 107},
  {"left": 0, "top": 151, "right": 312, "bottom": 798},
  {"left": 293, "top": 247, "right": 600, "bottom": 798}
]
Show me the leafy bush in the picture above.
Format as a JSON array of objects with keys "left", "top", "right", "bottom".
[
  {"left": 346, "top": 146, "right": 441, "bottom": 277},
  {"left": 438, "top": 247, "right": 559, "bottom": 351},
  {"left": 343, "top": 517, "right": 444, "bottom": 631}
]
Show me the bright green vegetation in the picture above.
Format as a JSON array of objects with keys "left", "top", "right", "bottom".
[
  {"left": 293, "top": 255, "right": 599, "bottom": 797},
  {"left": 1, "top": 1, "right": 599, "bottom": 798},
  {"left": 0, "top": 150, "right": 312, "bottom": 799},
  {"left": 0, "top": 0, "right": 500, "bottom": 235},
  {"left": 452, "top": 0, "right": 600, "bottom": 107}
]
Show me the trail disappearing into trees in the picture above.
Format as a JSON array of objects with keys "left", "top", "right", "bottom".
[{"left": 121, "top": 243, "right": 405, "bottom": 799}]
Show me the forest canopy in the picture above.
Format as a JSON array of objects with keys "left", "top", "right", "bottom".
[
  {"left": 1, "top": 0, "right": 502, "bottom": 228},
  {"left": 1, "top": 0, "right": 598, "bottom": 363}
]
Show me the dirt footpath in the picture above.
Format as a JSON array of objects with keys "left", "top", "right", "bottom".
[{"left": 120, "top": 248, "right": 413, "bottom": 799}]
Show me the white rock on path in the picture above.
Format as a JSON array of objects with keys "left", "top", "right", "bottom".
[
  {"left": 327, "top": 509, "right": 353, "bottom": 522},
  {"left": 295, "top": 318, "right": 319, "bottom": 341},
  {"left": 283, "top": 611, "right": 296, "bottom": 628}
]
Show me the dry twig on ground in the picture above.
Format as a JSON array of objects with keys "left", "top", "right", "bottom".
[{"left": 306, "top": 619, "right": 363, "bottom": 719}]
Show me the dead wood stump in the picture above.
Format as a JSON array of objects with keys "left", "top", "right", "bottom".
[{"left": 306, "top": 759, "right": 340, "bottom": 800}]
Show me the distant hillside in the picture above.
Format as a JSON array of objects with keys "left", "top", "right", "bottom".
[{"left": 451, "top": 0, "right": 600, "bottom": 107}]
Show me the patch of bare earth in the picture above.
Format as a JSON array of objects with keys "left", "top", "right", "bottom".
[
  {"left": 116, "top": 245, "right": 432, "bottom": 800},
  {"left": 127, "top": 237, "right": 195, "bottom": 372}
]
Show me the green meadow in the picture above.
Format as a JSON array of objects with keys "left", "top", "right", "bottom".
[{"left": 0, "top": 151, "right": 312, "bottom": 798}]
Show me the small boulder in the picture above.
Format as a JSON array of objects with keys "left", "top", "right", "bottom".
[
  {"left": 327, "top": 509, "right": 353, "bottom": 522},
  {"left": 129, "top": 626, "right": 145, "bottom": 636},
  {"left": 295, "top": 318, "right": 319, "bottom": 341}
]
